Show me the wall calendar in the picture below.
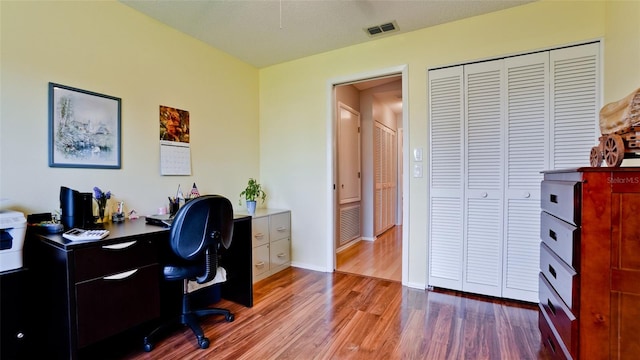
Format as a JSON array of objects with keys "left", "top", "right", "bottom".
[{"left": 159, "top": 105, "right": 191, "bottom": 175}]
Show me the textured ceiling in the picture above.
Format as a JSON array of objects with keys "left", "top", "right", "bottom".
[{"left": 120, "top": 0, "right": 534, "bottom": 68}]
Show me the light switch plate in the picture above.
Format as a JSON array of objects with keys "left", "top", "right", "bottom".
[
  {"left": 413, "top": 163, "right": 423, "bottom": 178},
  {"left": 413, "top": 147, "right": 423, "bottom": 162}
]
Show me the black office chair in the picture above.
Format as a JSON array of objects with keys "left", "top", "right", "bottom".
[{"left": 143, "top": 195, "right": 235, "bottom": 351}]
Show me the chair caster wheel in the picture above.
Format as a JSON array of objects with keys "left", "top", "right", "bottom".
[
  {"left": 143, "top": 342, "right": 153, "bottom": 352},
  {"left": 226, "top": 313, "right": 235, "bottom": 322},
  {"left": 198, "top": 337, "right": 210, "bottom": 349}
]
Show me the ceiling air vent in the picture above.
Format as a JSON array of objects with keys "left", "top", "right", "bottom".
[{"left": 365, "top": 21, "right": 398, "bottom": 37}]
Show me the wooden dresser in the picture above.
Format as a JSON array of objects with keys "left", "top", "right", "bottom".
[{"left": 539, "top": 168, "right": 640, "bottom": 359}]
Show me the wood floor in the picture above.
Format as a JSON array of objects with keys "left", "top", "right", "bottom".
[
  {"left": 336, "top": 225, "right": 402, "bottom": 282},
  {"left": 93, "top": 266, "right": 551, "bottom": 360}
]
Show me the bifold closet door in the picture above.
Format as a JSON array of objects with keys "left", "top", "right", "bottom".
[
  {"left": 428, "top": 66, "right": 464, "bottom": 290},
  {"left": 502, "top": 52, "right": 548, "bottom": 302},
  {"left": 463, "top": 59, "right": 505, "bottom": 297},
  {"left": 428, "top": 42, "right": 600, "bottom": 301},
  {"left": 550, "top": 42, "right": 600, "bottom": 169}
]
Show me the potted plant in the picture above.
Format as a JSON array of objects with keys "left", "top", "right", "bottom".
[{"left": 239, "top": 178, "right": 266, "bottom": 215}]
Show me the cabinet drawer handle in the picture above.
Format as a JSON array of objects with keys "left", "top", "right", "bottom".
[
  {"left": 255, "top": 261, "right": 265, "bottom": 268},
  {"left": 547, "top": 299, "right": 557, "bottom": 316},
  {"left": 550, "top": 194, "right": 558, "bottom": 204},
  {"left": 254, "top": 233, "right": 265, "bottom": 239},
  {"left": 548, "top": 264, "right": 557, "bottom": 279},
  {"left": 546, "top": 336, "right": 557, "bottom": 354},
  {"left": 549, "top": 229, "right": 557, "bottom": 241},
  {"left": 276, "top": 226, "right": 287, "bottom": 232},
  {"left": 102, "top": 241, "right": 137, "bottom": 250},
  {"left": 103, "top": 269, "right": 138, "bottom": 280},
  {"left": 277, "top": 253, "right": 286, "bottom": 258}
]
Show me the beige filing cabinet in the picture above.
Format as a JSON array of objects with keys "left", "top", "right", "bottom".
[{"left": 245, "top": 209, "right": 291, "bottom": 282}]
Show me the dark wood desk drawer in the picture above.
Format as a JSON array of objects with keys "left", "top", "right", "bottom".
[
  {"left": 74, "top": 238, "right": 158, "bottom": 282},
  {"left": 76, "top": 264, "right": 161, "bottom": 348},
  {"left": 539, "top": 273, "right": 577, "bottom": 358},
  {"left": 540, "top": 242, "right": 578, "bottom": 310},
  {"left": 539, "top": 308, "right": 571, "bottom": 360},
  {"left": 541, "top": 180, "right": 581, "bottom": 226},
  {"left": 540, "top": 212, "right": 580, "bottom": 268}
]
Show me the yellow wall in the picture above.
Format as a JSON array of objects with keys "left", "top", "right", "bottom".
[
  {"left": 0, "top": 1, "right": 259, "bottom": 216},
  {"left": 604, "top": 0, "right": 640, "bottom": 102},
  {"left": 259, "top": 0, "right": 638, "bottom": 286}
]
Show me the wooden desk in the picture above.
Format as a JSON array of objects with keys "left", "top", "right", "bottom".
[{"left": 25, "top": 215, "right": 252, "bottom": 360}]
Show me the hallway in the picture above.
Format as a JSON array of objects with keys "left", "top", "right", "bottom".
[{"left": 336, "top": 225, "right": 402, "bottom": 282}]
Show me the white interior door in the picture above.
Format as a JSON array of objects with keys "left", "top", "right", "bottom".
[{"left": 338, "top": 103, "right": 361, "bottom": 204}]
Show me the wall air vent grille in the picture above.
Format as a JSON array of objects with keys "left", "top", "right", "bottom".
[
  {"left": 339, "top": 204, "right": 360, "bottom": 245},
  {"left": 365, "top": 21, "right": 398, "bottom": 37}
]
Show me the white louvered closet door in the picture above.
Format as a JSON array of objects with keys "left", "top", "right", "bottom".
[
  {"left": 374, "top": 122, "right": 396, "bottom": 236},
  {"left": 463, "top": 60, "right": 505, "bottom": 297},
  {"left": 502, "top": 53, "right": 548, "bottom": 302},
  {"left": 428, "top": 43, "right": 600, "bottom": 301},
  {"left": 428, "top": 66, "right": 464, "bottom": 290},
  {"left": 550, "top": 43, "right": 600, "bottom": 168}
]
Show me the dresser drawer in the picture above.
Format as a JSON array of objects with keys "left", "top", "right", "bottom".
[
  {"left": 541, "top": 180, "right": 581, "bottom": 226},
  {"left": 75, "top": 264, "right": 161, "bottom": 348},
  {"left": 270, "top": 237, "right": 290, "bottom": 267},
  {"left": 539, "top": 273, "right": 577, "bottom": 357},
  {"left": 252, "top": 216, "right": 269, "bottom": 247},
  {"left": 540, "top": 212, "right": 580, "bottom": 268},
  {"left": 540, "top": 242, "right": 578, "bottom": 310},
  {"left": 270, "top": 212, "right": 290, "bottom": 241},
  {"left": 252, "top": 243, "right": 269, "bottom": 278},
  {"left": 74, "top": 238, "right": 158, "bottom": 282},
  {"left": 539, "top": 308, "right": 571, "bottom": 360}
]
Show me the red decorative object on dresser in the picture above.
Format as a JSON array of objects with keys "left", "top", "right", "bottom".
[{"left": 539, "top": 167, "right": 640, "bottom": 359}]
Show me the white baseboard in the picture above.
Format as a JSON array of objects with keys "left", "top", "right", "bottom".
[{"left": 290, "top": 262, "right": 331, "bottom": 273}]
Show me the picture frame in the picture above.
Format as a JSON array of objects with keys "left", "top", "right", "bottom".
[{"left": 48, "top": 82, "right": 121, "bottom": 169}]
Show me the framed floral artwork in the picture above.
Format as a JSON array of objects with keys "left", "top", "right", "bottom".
[{"left": 48, "top": 82, "right": 121, "bottom": 168}]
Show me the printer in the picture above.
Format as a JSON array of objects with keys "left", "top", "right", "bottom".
[{"left": 0, "top": 210, "right": 27, "bottom": 272}]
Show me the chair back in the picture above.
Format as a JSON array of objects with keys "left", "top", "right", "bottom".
[{"left": 169, "top": 195, "right": 234, "bottom": 262}]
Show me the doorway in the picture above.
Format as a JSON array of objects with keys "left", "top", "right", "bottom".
[{"left": 332, "top": 72, "right": 405, "bottom": 282}]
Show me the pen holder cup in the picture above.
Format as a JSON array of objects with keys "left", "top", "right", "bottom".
[{"left": 169, "top": 202, "right": 179, "bottom": 217}]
